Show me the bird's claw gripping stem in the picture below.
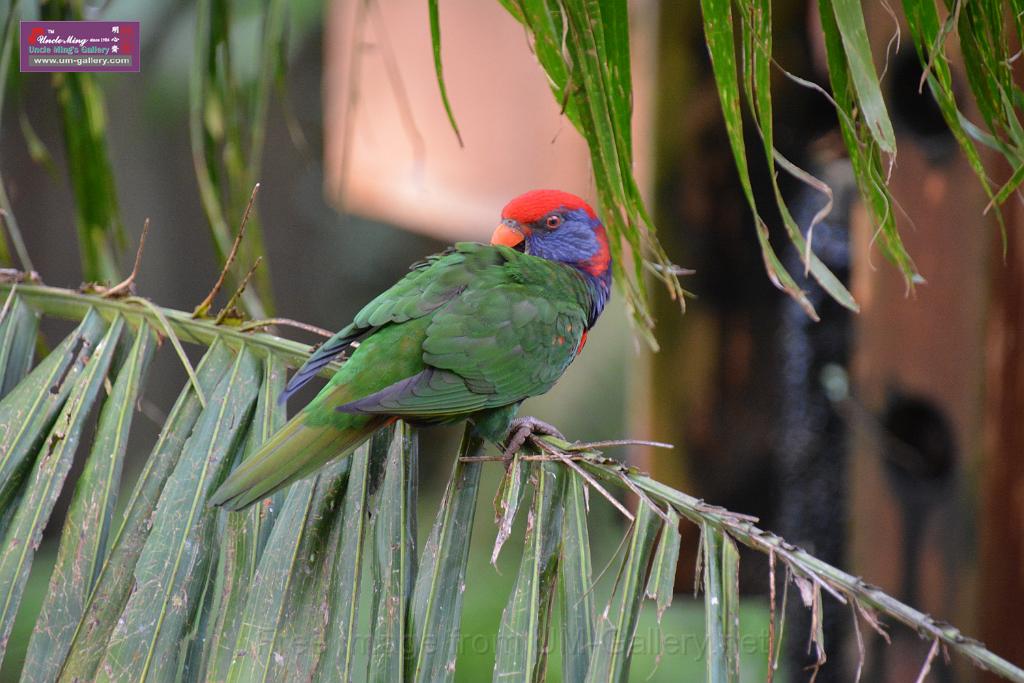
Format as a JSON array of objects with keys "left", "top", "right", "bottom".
[{"left": 501, "top": 416, "right": 566, "bottom": 468}]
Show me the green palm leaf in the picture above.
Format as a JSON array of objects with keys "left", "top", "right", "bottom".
[
  {"left": 23, "top": 323, "right": 154, "bottom": 682},
  {"left": 0, "top": 282, "right": 1013, "bottom": 683}
]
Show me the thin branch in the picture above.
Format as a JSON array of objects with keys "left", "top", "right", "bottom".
[
  {"left": 569, "top": 450, "right": 1024, "bottom": 682},
  {"left": 565, "top": 438, "right": 675, "bottom": 451},
  {"left": 538, "top": 437, "right": 658, "bottom": 523},
  {"left": 462, "top": 449, "right": 635, "bottom": 522},
  {"left": 551, "top": 456, "right": 633, "bottom": 522},
  {"left": 103, "top": 218, "right": 150, "bottom": 298},
  {"left": 215, "top": 256, "right": 262, "bottom": 324},
  {"left": 854, "top": 599, "right": 891, "bottom": 643},
  {"left": 915, "top": 639, "right": 941, "bottom": 683},
  {"left": 851, "top": 602, "right": 866, "bottom": 683},
  {"left": 237, "top": 318, "right": 334, "bottom": 337},
  {"left": 0, "top": 282, "right": 327, "bottom": 374},
  {"left": 193, "top": 183, "right": 259, "bottom": 318}
]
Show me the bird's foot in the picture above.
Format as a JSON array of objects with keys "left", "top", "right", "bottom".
[{"left": 501, "top": 416, "right": 566, "bottom": 468}]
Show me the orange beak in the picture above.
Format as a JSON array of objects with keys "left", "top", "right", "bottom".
[{"left": 491, "top": 223, "right": 525, "bottom": 248}]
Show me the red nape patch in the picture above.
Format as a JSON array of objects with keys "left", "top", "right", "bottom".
[
  {"left": 581, "top": 224, "right": 611, "bottom": 277},
  {"left": 502, "top": 189, "right": 597, "bottom": 223}
]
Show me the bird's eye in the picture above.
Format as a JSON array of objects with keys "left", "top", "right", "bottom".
[{"left": 545, "top": 215, "right": 562, "bottom": 229}]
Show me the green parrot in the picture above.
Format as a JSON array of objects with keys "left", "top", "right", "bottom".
[{"left": 211, "top": 189, "right": 612, "bottom": 510}]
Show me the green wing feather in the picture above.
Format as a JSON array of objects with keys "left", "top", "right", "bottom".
[
  {"left": 211, "top": 243, "right": 592, "bottom": 510},
  {"left": 334, "top": 243, "right": 590, "bottom": 418}
]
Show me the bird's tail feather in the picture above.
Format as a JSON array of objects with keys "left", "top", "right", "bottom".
[{"left": 210, "top": 415, "right": 383, "bottom": 511}]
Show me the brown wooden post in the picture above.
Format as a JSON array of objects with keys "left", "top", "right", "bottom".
[
  {"left": 980, "top": 195, "right": 1024, "bottom": 678},
  {"left": 848, "top": 5, "right": 994, "bottom": 680}
]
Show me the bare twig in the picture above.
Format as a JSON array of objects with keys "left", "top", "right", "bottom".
[
  {"left": 0, "top": 269, "right": 41, "bottom": 284},
  {"left": 565, "top": 438, "right": 675, "bottom": 451},
  {"left": 851, "top": 602, "right": 866, "bottom": 683},
  {"left": 535, "top": 436, "right": 668, "bottom": 522},
  {"left": 915, "top": 639, "right": 941, "bottom": 683},
  {"left": 553, "top": 455, "right": 634, "bottom": 522},
  {"left": 215, "top": 257, "right": 262, "bottom": 325},
  {"left": 193, "top": 183, "right": 259, "bottom": 318},
  {"left": 237, "top": 318, "right": 334, "bottom": 337},
  {"left": 774, "top": 568, "right": 791, "bottom": 674},
  {"left": 458, "top": 450, "right": 634, "bottom": 522},
  {"left": 0, "top": 282, "right": 329, "bottom": 374},
  {"left": 103, "top": 218, "right": 150, "bottom": 298}
]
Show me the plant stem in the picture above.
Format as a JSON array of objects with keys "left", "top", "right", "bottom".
[
  {"left": 577, "top": 459, "right": 1024, "bottom": 683},
  {"left": 0, "top": 282, "right": 319, "bottom": 371}
]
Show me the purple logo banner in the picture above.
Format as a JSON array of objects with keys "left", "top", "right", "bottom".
[{"left": 20, "top": 21, "right": 140, "bottom": 73}]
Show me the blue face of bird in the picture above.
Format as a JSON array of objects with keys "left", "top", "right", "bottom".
[
  {"left": 514, "top": 208, "right": 601, "bottom": 265},
  {"left": 491, "top": 190, "right": 612, "bottom": 280}
]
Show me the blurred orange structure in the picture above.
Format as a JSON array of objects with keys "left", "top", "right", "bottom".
[{"left": 323, "top": 0, "right": 656, "bottom": 240}]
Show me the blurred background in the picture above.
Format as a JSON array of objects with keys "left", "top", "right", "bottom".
[{"left": 2, "top": 0, "right": 1021, "bottom": 680}]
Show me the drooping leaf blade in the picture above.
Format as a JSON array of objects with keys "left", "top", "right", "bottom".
[
  {"left": 317, "top": 432, "right": 387, "bottom": 681},
  {"left": 901, "top": 0, "right": 1002, "bottom": 228},
  {"left": 22, "top": 322, "right": 154, "bottom": 682},
  {"left": 492, "top": 451, "right": 526, "bottom": 566},
  {"left": 0, "top": 308, "right": 107, "bottom": 516},
  {"left": 410, "top": 428, "right": 484, "bottom": 683},
  {"left": 701, "top": 523, "right": 741, "bottom": 683},
  {"left": 203, "top": 355, "right": 287, "bottom": 682},
  {"left": 366, "top": 422, "right": 418, "bottom": 683},
  {"left": 829, "top": 0, "right": 896, "bottom": 153},
  {"left": 427, "top": 0, "right": 464, "bottom": 146},
  {"left": 721, "top": 532, "right": 741, "bottom": 681},
  {"left": 0, "top": 314, "right": 122, "bottom": 665},
  {"left": 697, "top": 0, "right": 817, "bottom": 318},
  {"left": 586, "top": 501, "right": 659, "bottom": 683},
  {"left": 57, "top": 340, "right": 236, "bottom": 682},
  {"left": 818, "top": 0, "right": 919, "bottom": 283},
  {"left": 0, "top": 294, "right": 39, "bottom": 398},
  {"left": 224, "top": 456, "right": 352, "bottom": 682},
  {"left": 738, "top": 0, "right": 858, "bottom": 312},
  {"left": 560, "top": 471, "right": 596, "bottom": 683},
  {"left": 493, "top": 462, "right": 566, "bottom": 682},
  {"left": 95, "top": 347, "right": 260, "bottom": 682},
  {"left": 645, "top": 508, "right": 681, "bottom": 622}
]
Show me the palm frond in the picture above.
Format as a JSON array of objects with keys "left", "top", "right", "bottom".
[
  {"left": 427, "top": 0, "right": 1024, "bottom": 330},
  {"left": 0, "top": 283, "right": 1019, "bottom": 682}
]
